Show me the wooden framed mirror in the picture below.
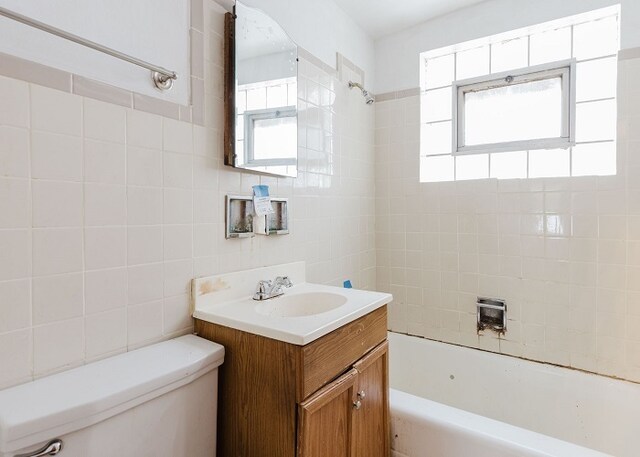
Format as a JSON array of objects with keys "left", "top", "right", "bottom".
[{"left": 224, "top": 1, "right": 298, "bottom": 178}]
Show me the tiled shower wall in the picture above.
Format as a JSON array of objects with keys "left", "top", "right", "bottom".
[
  {"left": 0, "top": 1, "right": 375, "bottom": 389},
  {"left": 376, "top": 55, "right": 640, "bottom": 383}
]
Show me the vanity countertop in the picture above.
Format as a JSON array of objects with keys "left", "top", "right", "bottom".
[{"left": 193, "top": 282, "right": 391, "bottom": 345}]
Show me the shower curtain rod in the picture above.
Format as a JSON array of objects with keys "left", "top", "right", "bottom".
[{"left": 0, "top": 6, "right": 178, "bottom": 90}]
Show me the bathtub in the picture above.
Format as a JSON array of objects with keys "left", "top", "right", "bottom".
[{"left": 388, "top": 332, "right": 640, "bottom": 457}]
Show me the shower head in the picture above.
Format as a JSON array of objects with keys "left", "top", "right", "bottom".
[{"left": 348, "top": 81, "right": 375, "bottom": 105}]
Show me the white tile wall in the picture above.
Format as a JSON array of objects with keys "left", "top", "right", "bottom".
[
  {"left": 0, "top": 0, "right": 375, "bottom": 388},
  {"left": 376, "top": 56, "right": 640, "bottom": 383}
]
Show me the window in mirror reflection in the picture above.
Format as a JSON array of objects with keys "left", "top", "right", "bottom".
[{"left": 236, "top": 77, "right": 297, "bottom": 175}]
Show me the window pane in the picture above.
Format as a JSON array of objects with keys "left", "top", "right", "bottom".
[
  {"left": 491, "top": 37, "right": 528, "bottom": 73},
  {"left": 529, "top": 27, "right": 571, "bottom": 65},
  {"left": 529, "top": 149, "right": 570, "bottom": 178},
  {"left": 288, "top": 83, "right": 298, "bottom": 106},
  {"left": 572, "top": 142, "right": 616, "bottom": 176},
  {"left": 456, "top": 154, "right": 489, "bottom": 180},
  {"left": 421, "top": 155, "right": 454, "bottom": 182},
  {"left": 576, "top": 57, "right": 617, "bottom": 102},
  {"left": 575, "top": 99, "right": 616, "bottom": 142},
  {"left": 463, "top": 77, "right": 562, "bottom": 146},
  {"left": 421, "top": 87, "right": 452, "bottom": 123},
  {"left": 267, "top": 84, "right": 288, "bottom": 108},
  {"left": 456, "top": 46, "right": 490, "bottom": 80},
  {"left": 490, "top": 151, "right": 527, "bottom": 179},
  {"left": 573, "top": 16, "right": 618, "bottom": 60},
  {"left": 421, "top": 121, "right": 452, "bottom": 155},
  {"left": 246, "top": 87, "right": 266, "bottom": 110},
  {"left": 236, "top": 114, "right": 244, "bottom": 140},
  {"left": 237, "top": 90, "right": 247, "bottom": 114},
  {"left": 253, "top": 116, "right": 297, "bottom": 160},
  {"left": 424, "top": 54, "right": 455, "bottom": 89}
]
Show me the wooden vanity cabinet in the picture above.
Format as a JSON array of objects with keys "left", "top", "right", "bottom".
[
  {"left": 194, "top": 305, "right": 390, "bottom": 457},
  {"left": 298, "top": 341, "right": 389, "bottom": 457}
]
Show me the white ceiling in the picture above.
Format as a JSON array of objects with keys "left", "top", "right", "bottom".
[{"left": 334, "top": 0, "right": 488, "bottom": 39}]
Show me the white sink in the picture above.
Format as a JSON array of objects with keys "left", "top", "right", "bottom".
[
  {"left": 191, "top": 262, "right": 393, "bottom": 345},
  {"left": 255, "top": 292, "right": 348, "bottom": 317}
]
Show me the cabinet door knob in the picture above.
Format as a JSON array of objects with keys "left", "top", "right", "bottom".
[
  {"left": 357, "top": 390, "right": 365, "bottom": 399},
  {"left": 353, "top": 399, "right": 362, "bottom": 410}
]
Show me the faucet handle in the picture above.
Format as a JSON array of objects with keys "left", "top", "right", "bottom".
[
  {"left": 278, "top": 276, "right": 293, "bottom": 288},
  {"left": 253, "top": 280, "right": 272, "bottom": 300}
]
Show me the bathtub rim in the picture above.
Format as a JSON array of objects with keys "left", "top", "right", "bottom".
[{"left": 389, "top": 388, "right": 610, "bottom": 457}]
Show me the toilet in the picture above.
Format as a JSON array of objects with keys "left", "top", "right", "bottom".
[{"left": 0, "top": 335, "right": 224, "bottom": 457}]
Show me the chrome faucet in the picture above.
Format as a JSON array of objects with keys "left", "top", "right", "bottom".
[{"left": 253, "top": 276, "right": 293, "bottom": 301}]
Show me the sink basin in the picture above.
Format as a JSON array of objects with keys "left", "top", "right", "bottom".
[{"left": 255, "top": 292, "right": 348, "bottom": 318}]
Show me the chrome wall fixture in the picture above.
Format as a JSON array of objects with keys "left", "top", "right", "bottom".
[
  {"left": 0, "top": 7, "right": 177, "bottom": 90},
  {"left": 348, "top": 81, "right": 375, "bottom": 105}
]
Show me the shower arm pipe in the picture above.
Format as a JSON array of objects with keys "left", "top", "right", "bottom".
[
  {"left": 348, "top": 81, "right": 366, "bottom": 92},
  {"left": 0, "top": 6, "right": 177, "bottom": 90}
]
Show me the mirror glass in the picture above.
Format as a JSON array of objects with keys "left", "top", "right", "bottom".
[{"left": 226, "top": 1, "right": 298, "bottom": 178}]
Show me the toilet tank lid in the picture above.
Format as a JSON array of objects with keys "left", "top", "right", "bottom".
[{"left": 0, "top": 335, "right": 224, "bottom": 453}]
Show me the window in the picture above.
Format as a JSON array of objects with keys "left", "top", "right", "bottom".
[
  {"left": 454, "top": 61, "right": 575, "bottom": 154},
  {"left": 236, "top": 77, "right": 297, "bottom": 175},
  {"left": 244, "top": 107, "right": 297, "bottom": 165},
  {"left": 419, "top": 6, "right": 619, "bottom": 182}
]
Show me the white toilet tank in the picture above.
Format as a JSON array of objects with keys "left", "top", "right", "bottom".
[{"left": 0, "top": 335, "right": 224, "bottom": 457}]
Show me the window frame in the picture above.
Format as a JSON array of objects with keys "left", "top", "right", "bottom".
[
  {"left": 452, "top": 59, "right": 577, "bottom": 156},
  {"left": 242, "top": 106, "right": 297, "bottom": 167}
]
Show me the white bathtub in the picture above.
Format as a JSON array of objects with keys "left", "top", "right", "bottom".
[{"left": 388, "top": 332, "right": 640, "bottom": 457}]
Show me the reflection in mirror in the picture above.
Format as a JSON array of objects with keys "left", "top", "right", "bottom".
[{"left": 224, "top": 1, "right": 298, "bottom": 178}]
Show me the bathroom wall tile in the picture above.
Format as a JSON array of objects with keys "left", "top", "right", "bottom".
[
  {"left": 164, "top": 188, "right": 193, "bottom": 224},
  {"left": 32, "top": 181, "right": 82, "bottom": 228},
  {"left": 374, "top": 57, "right": 640, "bottom": 382},
  {"left": 84, "top": 227, "right": 127, "bottom": 270},
  {"left": 85, "top": 267, "right": 128, "bottom": 314},
  {"left": 126, "top": 109, "right": 163, "bottom": 149},
  {"left": 163, "top": 151, "right": 193, "bottom": 188},
  {"left": 0, "top": 178, "right": 30, "bottom": 228},
  {"left": 73, "top": 76, "right": 132, "bottom": 108},
  {"left": 163, "top": 259, "right": 193, "bottom": 297},
  {"left": 127, "top": 187, "right": 163, "bottom": 225},
  {"left": 0, "top": 49, "right": 378, "bottom": 385},
  {"left": 85, "top": 308, "right": 127, "bottom": 359},
  {"left": 163, "top": 118, "right": 193, "bottom": 154},
  {"left": 163, "top": 294, "right": 192, "bottom": 334},
  {"left": 127, "top": 146, "right": 162, "bottom": 186},
  {"left": 193, "top": 190, "right": 219, "bottom": 223},
  {"left": 0, "top": 329, "right": 32, "bottom": 389},
  {"left": 0, "top": 75, "right": 29, "bottom": 128},
  {"left": 0, "top": 279, "right": 30, "bottom": 333},
  {"left": 0, "top": 126, "right": 29, "bottom": 178},
  {"left": 84, "top": 184, "right": 126, "bottom": 226},
  {"left": 133, "top": 93, "right": 180, "bottom": 120},
  {"left": 127, "top": 300, "right": 163, "bottom": 346},
  {"left": 32, "top": 228, "right": 82, "bottom": 276},
  {"left": 164, "top": 224, "right": 193, "bottom": 261},
  {"left": 127, "top": 226, "right": 163, "bottom": 265},
  {"left": 84, "top": 140, "right": 126, "bottom": 184},
  {"left": 32, "top": 273, "right": 84, "bottom": 325},
  {"left": 31, "top": 131, "right": 83, "bottom": 181},
  {"left": 83, "top": 98, "right": 126, "bottom": 143},
  {"left": 193, "top": 156, "right": 219, "bottom": 190},
  {"left": 30, "top": 85, "right": 82, "bottom": 136},
  {"left": 0, "top": 229, "right": 30, "bottom": 281},
  {"left": 0, "top": 54, "right": 71, "bottom": 92},
  {"left": 33, "top": 317, "right": 84, "bottom": 376},
  {"left": 127, "top": 263, "right": 163, "bottom": 305}
]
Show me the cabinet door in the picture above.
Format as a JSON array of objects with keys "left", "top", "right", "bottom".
[
  {"left": 298, "top": 368, "right": 358, "bottom": 457},
  {"left": 352, "top": 341, "right": 390, "bottom": 457}
]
